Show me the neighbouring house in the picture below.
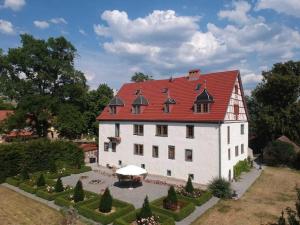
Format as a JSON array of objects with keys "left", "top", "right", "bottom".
[
  {"left": 0, "top": 110, "right": 14, "bottom": 143},
  {"left": 3, "top": 129, "right": 37, "bottom": 142},
  {"left": 97, "top": 69, "right": 249, "bottom": 184},
  {"left": 79, "top": 143, "right": 98, "bottom": 163}
]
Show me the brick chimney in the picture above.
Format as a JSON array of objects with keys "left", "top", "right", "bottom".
[{"left": 188, "top": 69, "right": 200, "bottom": 80}]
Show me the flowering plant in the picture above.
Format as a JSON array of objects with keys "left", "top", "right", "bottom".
[
  {"left": 176, "top": 186, "right": 203, "bottom": 198},
  {"left": 136, "top": 215, "right": 160, "bottom": 225},
  {"left": 46, "top": 185, "right": 55, "bottom": 193}
]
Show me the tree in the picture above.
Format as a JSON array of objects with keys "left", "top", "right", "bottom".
[
  {"left": 36, "top": 174, "right": 45, "bottom": 187},
  {"left": 136, "top": 196, "right": 152, "bottom": 220},
  {"left": 163, "top": 186, "right": 178, "bottom": 210},
  {"left": 55, "top": 177, "right": 64, "bottom": 192},
  {"left": 99, "top": 187, "right": 113, "bottom": 213},
  {"left": 208, "top": 178, "right": 232, "bottom": 199},
  {"left": 73, "top": 180, "right": 84, "bottom": 202},
  {"left": 249, "top": 61, "right": 300, "bottom": 150},
  {"left": 0, "top": 98, "right": 14, "bottom": 110},
  {"left": 131, "top": 72, "right": 153, "bottom": 82},
  {"left": 185, "top": 176, "right": 194, "bottom": 193}
]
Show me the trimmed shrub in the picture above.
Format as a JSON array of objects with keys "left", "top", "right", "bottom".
[
  {"left": 99, "top": 188, "right": 113, "bottom": 213},
  {"left": 233, "top": 159, "right": 251, "bottom": 179},
  {"left": 73, "top": 180, "right": 84, "bottom": 203},
  {"left": 208, "top": 177, "right": 232, "bottom": 199},
  {"left": 163, "top": 186, "right": 178, "bottom": 210},
  {"left": 136, "top": 196, "right": 152, "bottom": 221},
  {"left": 19, "top": 182, "right": 37, "bottom": 194},
  {"left": 185, "top": 176, "right": 194, "bottom": 193},
  {"left": 36, "top": 188, "right": 73, "bottom": 201},
  {"left": 5, "top": 176, "right": 22, "bottom": 187},
  {"left": 54, "top": 190, "right": 97, "bottom": 208},
  {"left": 178, "top": 191, "right": 212, "bottom": 206},
  {"left": 36, "top": 174, "right": 45, "bottom": 187},
  {"left": 264, "top": 140, "right": 296, "bottom": 166},
  {"left": 55, "top": 177, "right": 64, "bottom": 192}
]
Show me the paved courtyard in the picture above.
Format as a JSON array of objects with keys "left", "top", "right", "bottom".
[{"left": 61, "top": 169, "right": 169, "bottom": 208}]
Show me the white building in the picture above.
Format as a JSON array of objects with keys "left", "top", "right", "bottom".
[{"left": 97, "top": 69, "right": 248, "bottom": 184}]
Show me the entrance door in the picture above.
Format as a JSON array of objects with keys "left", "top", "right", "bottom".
[{"left": 89, "top": 157, "right": 96, "bottom": 163}]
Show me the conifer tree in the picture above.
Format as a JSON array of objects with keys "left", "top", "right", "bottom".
[
  {"left": 185, "top": 176, "right": 194, "bottom": 193},
  {"left": 99, "top": 187, "right": 113, "bottom": 213},
  {"left": 21, "top": 166, "right": 30, "bottom": 180},
  {"left": 73, "top": 180, "right": 84, "bottom": 202},
  {"left": 55, "top": 177, "right": 64, "bottom": 192},
  {"left": 36, "top": 174, "right": 45, "bottom": 187},
  {"left": 163, "top": 186, "right": 178, "bottom": 209},
  {"left": 137, "top": 196, "right": 152, "bottom": 220}
]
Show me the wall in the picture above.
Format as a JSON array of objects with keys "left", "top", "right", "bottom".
[{"left": 99, "top": 121, "right": 220, "bottom": 184}]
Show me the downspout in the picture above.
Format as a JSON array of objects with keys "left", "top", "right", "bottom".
[{"left": 218, "top": 121, "right": 222, "bottom": 179}]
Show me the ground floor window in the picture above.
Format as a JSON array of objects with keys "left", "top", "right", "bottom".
[
  {"left": 141, "top": 164, "right": 145, "bottom": 169},
  {"left": 185, "top": 149, "right": 193, "bottom": 162},
  {"left": 134, "top": 144, "right": 144, "bottom": 156},
  {"left": 104, "top": 142, "right": 109, "bottom": 151},
  {"left": 235, "top": 146, "right": 239, "bottom": 157},
  {"left": 228, "top": 169, "right": 232, "bottom": 181},
  {"left": 118, "top": 160, "right": 122, "bottom": 165},
  {"left": 241, "top": 144, "right": 244, "bottom": 154},
  {"left": 167, "top": 170, "right": 171, "bottom": 176},
  {"left": 228, "top": 148, "right": 231, "bottom": 160}
]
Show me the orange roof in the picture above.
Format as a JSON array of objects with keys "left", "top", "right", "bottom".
[
  {"left": 5, "top": 130, "right": 34, "bottom": 137},
  {"left": 97, "top": 70, "right": 244, "bottom": 122},
  {"left": 79, "top": 143, "right": 98, "bottom": 152},
  {"left": 0, "top": 110, "right": 13, "bottom": 122}
]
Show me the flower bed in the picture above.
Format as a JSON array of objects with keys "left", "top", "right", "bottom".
[
  {"left": 54, "top": 190, "right": 98, "bottom": 208},
  {"left": 19, "top": 177, "right": 55, "bottom": 194},
  {"left": 150, "top": 197, "right": 195, "bottom": 221},
  {"left": 5, "top": 175, "right": 23, "bottom": 187},
  {"left": 176, "top": 187, "right": 212, "bottom": 206},
  {"left": 36, "top": 184, "right": 73, "bottom": 201},
  {"left": 113, "top": 209, "right": 175, "bottom": 225},
  {"left": 76, "top": 196, "right": 135, "bottom": 225}
]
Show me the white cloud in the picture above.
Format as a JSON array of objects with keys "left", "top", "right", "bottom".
[
  {"left": 79, "top": 29, "right": 87, "bottom": 36},
  {"left": 241, "top": 72, "right": 263, "bottom": 84},
  {"left": 33, "top": 20, "right": 50, "bottom": 29},
  {"left": 0, "top": 19, "right": 15, "bottom": 34},
  {"left": 3, "top": 0, "right": 25, "bottom": 11},
  {"left": 218, "top": 1, "right": 252, "bottom": 25},
  {"left": 256, "top": 0, "right": 300, "bottom": 18},
  {"left": 50, "top": 17, "right": 67, "bottom": 24}
]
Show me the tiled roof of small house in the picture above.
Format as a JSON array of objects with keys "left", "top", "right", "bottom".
[{"left": 0, "top": 110, "right": 13, "bottom": 122}]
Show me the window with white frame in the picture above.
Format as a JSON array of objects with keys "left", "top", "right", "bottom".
[
  {"left": 133, "top": 124, "right": 144, "bottom": 136},
  {"left": 134, "top": 144, "right": 144, "bottom": 156},
  {"left": 185, "top": 149, "right": 193, "bottom": 162},
  {"left": 235, "top": 146, "right": 239, "bottom": 157}
]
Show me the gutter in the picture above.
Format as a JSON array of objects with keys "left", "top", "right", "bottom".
[{"left": 218, "top": 121, "right": 222, "bottom": 179}]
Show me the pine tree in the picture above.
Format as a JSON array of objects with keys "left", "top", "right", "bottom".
[
  {"left": 55, "top": 177, "right": 64, "bottom": 192},
  {"left": 99, "top": 188, "right": 113, "bottom": 213},
  {"left": 185, "top": 176, "right": 194, "bottom": 193},
  {"left": 137, "top": 196, "right": 152, "bottom": 220},
  {"left": 21, "top": 166, "right": 30, "bottom": 180},
  {"left": 36, "top": 174, "right": 45, "bottom": 187},
  {"left": 73, "top": 180, "right": 84, "bottom": 203},
  {"left": 163, "top": 186, "right": 178, "bottom": 210}
]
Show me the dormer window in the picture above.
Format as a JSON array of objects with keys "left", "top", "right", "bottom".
[
  {"left": 164, "top": 104, "right": 170, "bottom": 113},
  {"left": 194, "top": 88, "right": 214, "bottom": 113},
  {"left": 132, "top": 94, "right": 148, "bottom": 114},
  {"left": 108, "top": 96, "right": 124, "bottom": 114},
  {"left": 163, "top": 97, "right": 176, "bottom": 113}
]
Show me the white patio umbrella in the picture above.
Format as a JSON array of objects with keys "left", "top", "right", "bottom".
[{"left": 116, "top": 165, "right": 147, "bottom": 176}]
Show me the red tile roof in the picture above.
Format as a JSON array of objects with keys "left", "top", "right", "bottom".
[
  {"left": 97, "top": 70, "right": 241, "bottom": 122},
  {"left": 79, "top": 143, "right": 98, "bottom": 152},
  {"left": 0, "top": 110, "right": 13, "bottom": 122},
  {"left": 5, "top": 130, "right": 34, "bottom": 138}
]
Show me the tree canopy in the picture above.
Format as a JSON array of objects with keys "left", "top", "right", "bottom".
[{"left": 131, "top": 72, "right": 153, "bottom": 82}]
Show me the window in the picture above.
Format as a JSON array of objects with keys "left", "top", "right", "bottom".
[
  {"left": 195, "top": 103, "right": 210, "bottom": 113},
  {"left": 234, "top": 104, "right": 239, "bottom": 115},
  {"left": 189, "top": 174, "right": 194, "bottom": 180},
  {"left": 185, "top": 149, "right": 193, "bottom": 162},
  {"left": 164, "top": 104, "right": 170, "bottom": 113},
  {"left": 112, "top": 143, "right": 116, "bottom": 152},
  {"left": 118, "top": 160, "right": 122, "bottom": 166},
  {"left": 110, "top": 106, "right": 117, "bottom": 114},
  {"left": 156, "top": 125, "right": 168, "bottom": 136},
  {"left": 195, "top": 104, "right": 201, "bottom": 113},
  {"left": 235, "top": 85, "right": 238, "bottom": 94},
  {"left": 115, "top": 123, "right": 120, "bottom": 137},
  {"left": 133, "top": 124, "right": 144, "bottom": 136},
  {"left": 132, "top": 105, "right": 141, "bottom": 114},
  {"left": 167, "top": 170, "right": 171, "bottom": 176},
  {"left": 235, "top": 146, "right": 239, "bottom": 157},
  {"left": 186, "top": 125, "right": 194, "bottom": 138},
  {"left": 241, "top": 124, "right": 244, "bottom": 135},
  {"left": 203, "top": 103, "right": 209, "bottom": 112},
  {"left": 104, "top": 142, "right": 109, "bottom": 152},
  {"left": 228, "top": 148, "right": 231, "bottom": 160},
  {"left": 241, "top": 144, "right": 244, "bottom": 154},
  {"left": 168, "top": 146, "right": 175, "bottom": 159},
  {"left": 134, "top": 144, "right": 144, "bottom": 156},
  {"left": 227, "top": 126, "right": 230, "bottom": 144},
  {"left": 152, "top": 146, "right": 159, "bottom": 158},
  {"left": 141, "top": 164, "right": 145, "bottom": 169}
]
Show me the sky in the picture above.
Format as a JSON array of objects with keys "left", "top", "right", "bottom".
[{"left": 0, "top": 0, "right": 300, "bottom": 94}]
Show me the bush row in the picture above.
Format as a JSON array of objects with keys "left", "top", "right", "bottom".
[
  {"left": 233, "top": 159, "right": 250, "bottom": 179},
  {"left": 0, "top": 139, "right": 84, "bottom": 183},
  {"left": 54, "top": 190, "right": 98, "bottom": 208},
  {"left": 150, "top": 197, "right": 195, "bottom": 221},
  {"left": 36, "top": 189, "right": 73, "bottom": 201}
]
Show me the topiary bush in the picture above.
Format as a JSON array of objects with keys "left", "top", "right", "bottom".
[
  {"left": 185, "top": 176, "right": 194, "bottom": 193},
  {"left": 36, "top": 174, "right": 45, "bottom": 187},
  {"left": 264, "top": 140, "right": 296, "bottom": 166},
  {"left": 136, "top": 196, "right": 153, "bottom": 221},
  {"left": 208, "top": 177, "right": 232, "bottom": 199},
  {"left": 55, "top": 177, "right": 64, "bottom": 192},
  {"left": 99, "top": 188, "right": 113, "bottom": 213},
  {"left": 163, "top": 186, "right": 178, "bottom": 210},
  {"left": 73, "top": 180, "right": 84, "bottom": 203}
]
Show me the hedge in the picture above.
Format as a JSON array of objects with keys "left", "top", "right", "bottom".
[
  {"left": 76, "top": 196, "right": 135, "bottom": 225},
  {"left": 36, "top": 189, "right": 73, "bottom": 201},
  {"left": 113, "top": 209, "right": 175, "bottom": 225},
  {"left": 177, "top": 191, "right": 212, "bottom": 206},
  {"left": 0, "top": 139, "right": 84, "bottom": 183},
  {"left": 54, "top": 190, "right": 98, "bottom": 208},
  {"left": 150, "top": 197, "right": 195, "bottom": 221},
  {"left": 5, "top": 176, "right": 22, "bottom": 187},
  {"left": 233, "top": 159, "right": 251, "bottom": 179},
  {"left": 19, "top": 182, "right": 39, "bottom": 194}
]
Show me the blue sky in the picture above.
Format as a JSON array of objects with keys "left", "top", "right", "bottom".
[{"left": 1, "top": 0, "right": 300, "bottom": 94}]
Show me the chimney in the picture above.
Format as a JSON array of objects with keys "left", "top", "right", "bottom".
[{"left": 188, "top": 69, "right": 200, "bottom": 80}]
